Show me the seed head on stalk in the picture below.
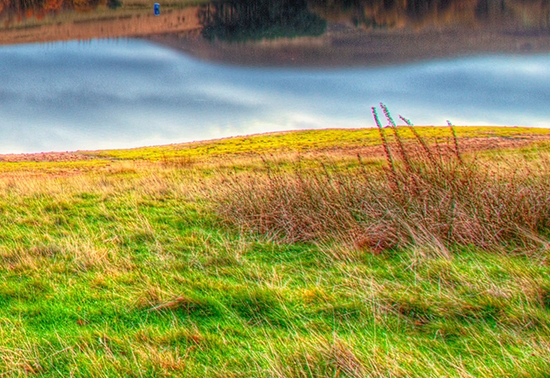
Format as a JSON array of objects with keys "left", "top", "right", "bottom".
[{"left": 372, "top": 106, "right": 398, "bottom": 187}]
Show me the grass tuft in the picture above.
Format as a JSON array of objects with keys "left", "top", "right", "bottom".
[{"left": 216, "top": 105, "right": 550, "bottom": 253}]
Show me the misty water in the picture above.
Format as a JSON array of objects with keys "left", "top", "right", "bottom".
[{"left": 0, "top": 0, "right": 549, "bottom": 153}]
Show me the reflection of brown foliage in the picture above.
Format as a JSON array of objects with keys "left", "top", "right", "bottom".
[
  {"left": 506, "top": 0, "right": 550, "bottom": 27},
  {"left": 72, "top": 0, "right": 101, "bottom": 12},
  {"left": 402, "top": 0, "right": 480, "bottom": 29},
  {"left": 308, "top": 0, "right": 550, "bottom": 30},
  {"left": 0, "top": 0, "right": 8, "bottom": 14},
  {"left": 43, "top": 0, "right": 64, "bottom": 11},
  {"left": 361, "top": 0, "right": 407, "bottom": 29},
  {"left": 0, "top": 0, "right": 103, "bottom": 21},
  {"left": 308, "top": 0, "right": 477, "bottom": 29}
]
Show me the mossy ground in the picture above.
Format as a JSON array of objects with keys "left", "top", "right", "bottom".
[{"left": 0, "top": 127, "right": 548, "bottom": 377}]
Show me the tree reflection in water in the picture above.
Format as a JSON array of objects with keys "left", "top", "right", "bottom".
[
  {"left": 308, "top": 0, "right": 550, "bottom": 30},
  {"left": 0, "top": 0, "right": 548, "bottom": 36},
  {"left": 198, "top": 0, "right": 550, "bottom": 43},
  {"left": 0, "top": 0, "right": 109, "bottom": 22},
  {"left": 199, "top": 0, "right": 327, "bottom": 42}
]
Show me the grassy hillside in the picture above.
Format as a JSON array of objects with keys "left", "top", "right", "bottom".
[{"left": 0, "top": 124, "right": 548, "bottom": 376}]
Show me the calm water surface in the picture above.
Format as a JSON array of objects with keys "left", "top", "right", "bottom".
[{"left": 1, "top": 0, "right": 549, "bottom": 153}]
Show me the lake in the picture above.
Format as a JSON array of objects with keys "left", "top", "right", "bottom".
[{"left": 1, "top": 0, "right": 549, "bottom": 153}]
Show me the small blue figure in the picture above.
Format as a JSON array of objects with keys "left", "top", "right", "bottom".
[{"left": 154, "top": 3, "right": 160, "bottom": 16}]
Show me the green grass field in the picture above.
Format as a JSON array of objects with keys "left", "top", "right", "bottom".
[{"left": 0, "top": 125, "right": 548, "bottom": 376}]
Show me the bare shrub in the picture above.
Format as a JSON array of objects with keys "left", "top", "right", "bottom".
[{"left": 216, "top": 105, "right": 550, "bottom": 252}]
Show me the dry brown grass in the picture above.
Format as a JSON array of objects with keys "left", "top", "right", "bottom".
[{"left": 216, "top": 105, "right": 550, "bottom": 254}]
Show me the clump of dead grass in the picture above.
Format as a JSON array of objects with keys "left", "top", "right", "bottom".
[{"left": 216, "top": 104, "right": 550, "bottom": 253}]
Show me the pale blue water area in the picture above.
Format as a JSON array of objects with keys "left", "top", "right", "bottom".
[{"left": 0, "top": 38, "right": 549, "bottom": 153}]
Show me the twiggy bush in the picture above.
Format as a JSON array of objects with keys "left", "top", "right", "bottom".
[{"left": 216, "top": 105, "right": 550, "bottom": 253}]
